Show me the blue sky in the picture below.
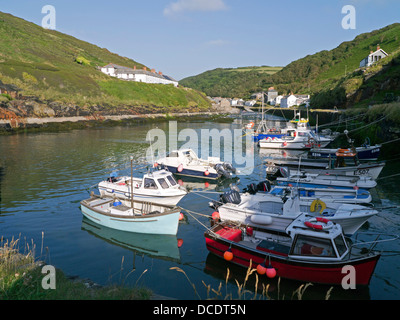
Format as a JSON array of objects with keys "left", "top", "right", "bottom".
[{"left": 1, "top": 0, "right": 399, "bottom": 80}]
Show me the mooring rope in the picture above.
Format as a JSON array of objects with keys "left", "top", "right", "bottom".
[
  {"left": 380, "top": 137, "right": 400, "bottom": 145},
  {"left": 376, "top": 173, "right": 400, "bottom": 181},
  {"left": 181, "top": 207, "right": 216, "bottom": 235}
]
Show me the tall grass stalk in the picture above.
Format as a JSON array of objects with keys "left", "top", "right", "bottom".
[{"left": 171, "top": 263, "right": 333, "bottom": 300}]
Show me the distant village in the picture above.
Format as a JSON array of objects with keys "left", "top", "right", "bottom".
[
  {"left": 210, "top": 88, "right": 311, "bottom": 110},
  {"left": 210, "top": 44, "right": 389, "bottom": 110}
]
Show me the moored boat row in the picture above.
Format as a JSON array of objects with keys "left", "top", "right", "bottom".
[{"left": 78, "top": 120, "right": 398, "bottom": 287}]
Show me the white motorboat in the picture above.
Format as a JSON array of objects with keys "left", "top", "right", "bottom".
[
  {"left": 265, "top": 149, "right": 385, "bottom": 180},
  {"left": 258, "top": 119, "right": 332, "bottom": 150},
  {"left": 155, "top": 148, "right": 237, "bottom": 180},
  {"left": 212, "top": 188, "right": 377, "bottom": 236},
  {"left": 98, "top": 169, "right": 187, "bottom": 206},
  {"left": 274, "top": 170, "right": 377, "bottom": 190},
  {"left": 242, "top": 180, "right": 372, "bottom": 204},
  {"left": 80, "top": 194, "right": 181, "bottom": 235}
]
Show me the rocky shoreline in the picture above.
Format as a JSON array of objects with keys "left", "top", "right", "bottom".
[{"left": 0, "top": 96, "right": 239, "bottom": 134}]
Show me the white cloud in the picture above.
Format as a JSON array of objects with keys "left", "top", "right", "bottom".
[{"left": 163, "top": 0, "right": 228, "bottom": 17}]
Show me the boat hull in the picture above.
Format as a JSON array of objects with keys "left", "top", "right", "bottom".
[
  {"left": 80, "top": 198, "right": 180, "bottom": 235},
  {"left": 259, "top": 137, "right": 331, "bottom": 150},
  {"left": 290, "top": 163, "right": 384, "bottom": 180},
  {"left": 205, "top": 231, "right": 380, "bottom": 285},
  {"left": 164, "top": 165, "right": 220, "bottom": 179},
  {"left": 310, "top": 145, "right": 381, "bottom": 161},
  {"left": 276, "top": 179, "right": 377, "bottom": 190},
  {"left": 253, "top": 133, "right": 285, "bottom": 142}
]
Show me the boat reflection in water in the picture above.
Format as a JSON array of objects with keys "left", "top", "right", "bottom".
[
  {"left": 81, "top": 217, "right": 181, "bottom": 263},
  {"left": 176, "top": 176, "right": 241, "bottom": 193},
  {"left": 203, "top": 253, "right": 371, "bottom": 300}
]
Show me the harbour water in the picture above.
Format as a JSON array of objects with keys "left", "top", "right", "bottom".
[{"left": 1, "top": 119, "right": 400, "bottom": 300}]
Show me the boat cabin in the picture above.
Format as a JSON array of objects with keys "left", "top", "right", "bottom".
[
  {"left": 331, "top": 148, "right": 359, "bottom": 168},
  {"left": 286, "top": 217, "right": 349, "bottom": 261},
  {"left": 165, "top": 149, "right": 199, "bottom": 163},
  {"left": 141, "top": 170, "right": 179, "bottom": 190},
  {"left": 108, "top": 169, "right": 179, "bottom": 191}
]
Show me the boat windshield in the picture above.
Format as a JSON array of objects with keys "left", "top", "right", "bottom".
[
  {"left": 167, "top": 151, "right": 179, "bottom": 157},
  {"left": 291, "top": 234, "right": 336, "bottom": 258},
  {"left": 167, "top": 175, "right": 177, "bottom": 186},
  {"left": 334, "top": 234, "right": 348, "bottom": 257},
  {"left": 157, "top": 178, "right": 169, "bottom": 189},
  {"left": 144, "top": 178, "right": 158, "bottom": 189}
]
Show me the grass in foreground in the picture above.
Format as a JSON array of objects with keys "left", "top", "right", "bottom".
[{"left": 0, "top": 237, "right": 152, "bottom": 300}]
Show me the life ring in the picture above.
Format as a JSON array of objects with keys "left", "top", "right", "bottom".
[
  {"left": 310, "top": 199, "right": 326, "bottom": 214},
  {"left": 246, "top": 122, "right": 254, "bottom": 129},
  {"left": 304, "top": 217, "right": 333, "bottom": 230}
]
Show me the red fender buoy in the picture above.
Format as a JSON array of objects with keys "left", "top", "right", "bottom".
[{"left": 224, "top": 249, "right": 233, "bottom": 261}]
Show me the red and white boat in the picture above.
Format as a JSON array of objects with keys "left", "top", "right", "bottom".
[{"left": 205, "top": 216, "right": 394, "bottom": 285}]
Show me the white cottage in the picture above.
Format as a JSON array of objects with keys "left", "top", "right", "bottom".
[
  {"left": 359, "top": 45, "right": 388, "bottom": 68},
  {"left": 280, "top": 94, "right": 297, "bottom": 108},
  {"left": 100, "top": 63, "right": 179, "bottom": 87},
  {"left": 271, "top": 95, "right": 283, "bottom": 106}
]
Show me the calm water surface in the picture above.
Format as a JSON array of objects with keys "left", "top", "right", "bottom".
[{"left": 1, "top": 120, "right": 400, "bottom": 300}]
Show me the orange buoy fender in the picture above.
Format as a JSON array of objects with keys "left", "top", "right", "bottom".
[{"left": 224, "top": 249, "right": 233, "bottom": 261}]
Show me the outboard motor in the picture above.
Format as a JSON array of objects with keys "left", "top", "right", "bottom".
[
  {"left": 257, "top": 180, "right": 271, "bottom": 192},
  {"left": 209, "top": 188, "right": 241, "bottom": 210},
  {"left": 215, "top": 163, "right": 231, "bottom": 179},
  {"left": 223, "top": 162, "right": 237, "bottom": 174},
  {"left": 220, "top": 189, "right": 241, "bottom": 205},
  {"left": 244, "top": 183, "right": 258, "bottom": 195}
]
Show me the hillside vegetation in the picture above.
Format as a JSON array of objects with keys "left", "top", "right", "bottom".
[
  {"left": 181, "top": 23, "right": 400, "bottom": 108},
  {"left": 180, "top": 66, "right": 282, "bottom": 98},
  {"left": 0, "top": 12, "right": 211, "bottom": 110}
]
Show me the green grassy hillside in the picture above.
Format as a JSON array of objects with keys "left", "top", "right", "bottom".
[
  {"left": 180, "top": 66, "right": 282, "bottom": 98},
  {"left": 181, "top": 23, "right": 400, "bottom": 108},
  {"left": 0, "top": 12, "right": 211, "bottom": 110}
]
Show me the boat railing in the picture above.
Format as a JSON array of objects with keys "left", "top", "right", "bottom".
[{"left": 347, "top": 232, "right": 399, "bottom": 258}]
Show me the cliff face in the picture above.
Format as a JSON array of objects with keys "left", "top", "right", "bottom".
[{"left": 1, "top": 98, "right": 118, "bottom": 119}]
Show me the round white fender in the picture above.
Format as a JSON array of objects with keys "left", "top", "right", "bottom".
[{"left": 250, "top": 215, "right": 273, "bottom": 225}]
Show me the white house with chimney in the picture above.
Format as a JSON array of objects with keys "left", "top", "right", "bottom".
[
  {"left": 100, "top": 63, "right": 178, "bottom": 87},
  {"left": 359, "top": 45, "right": 388, "bottom": 68}
]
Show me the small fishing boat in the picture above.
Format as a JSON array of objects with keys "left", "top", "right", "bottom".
[
  {"left": 243, "top": 180, "right": 372, "bottom": 204},
  {"left": 309, "top": 144, "right": 381, "bottom": 161},
  {"left": 205, "top": 217, "right": 394, "bottom": 285},
  {"left": 155, "top": 148, "right": 237, "bottom": 180},
  {"left": 98, "top": 169, "right": 187, "bottom": 206},
  {"left": 274, "top": 170, "right": 377, "bottom": 190},
  {"left": 265, "top": 150, "right": 385, "bottom": 180},
  {"left": 80, "top": 193, "right": 181, "bottom": 235},
  {"left": 258, "top": 127, "right": 332, "bottom": 150},
  {"left": 212, "top": 187, "right": 377, "bottom": 236}
]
